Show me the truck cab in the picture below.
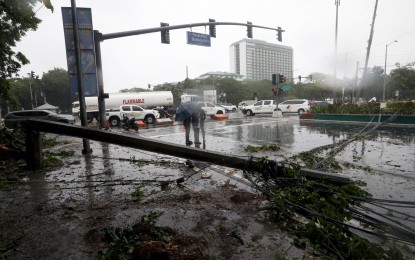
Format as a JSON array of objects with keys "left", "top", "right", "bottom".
[
  {"left": 243, "top": 100, "right": 277, "bottom": 116},
  {"left": 106, "top": 105, "right": 160, "bottom": 126}
]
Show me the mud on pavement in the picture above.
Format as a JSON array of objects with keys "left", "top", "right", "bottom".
[{"left": 0, "top": 134, "right": 306, "bottom": 259}]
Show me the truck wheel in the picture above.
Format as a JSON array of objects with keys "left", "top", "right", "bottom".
[
  {"left": 109, "top": 117, "right": 120, "bottom": 126},
  {"left": 232, "top": 108, "right": 236, "bottom": 112},
  {"left": 145, "top": 115, "right": 155, "bottom": 124},
  {"left": 217, "top": 110, "right": 223, "bottom": 114},
  {"left": 298, "top": 109, "right": 305, "bottom": 115},
  {"left": 246, "top": 110, "right": 254, "bottom": 116}
]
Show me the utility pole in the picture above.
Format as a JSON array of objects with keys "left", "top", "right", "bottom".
[
  {"left": 342, "top": 52, "right": 347, "bottom": 102},
  {"left": 359, "top": 0, "right": 379, "bottom": 103},
  {"left": 334, "top": 0, "right": 340, "bottom": 104},
  {"left": 353, "top": 61, "right": 359, "bottom": 104},
  {"left": 28, "top": 72, "right": 34, "bottom": 109},
  {"left": 383, "top": 40, "right": 398, "bottom": 102}
]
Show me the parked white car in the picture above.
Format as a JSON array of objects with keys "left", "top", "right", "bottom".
[
  {"left": 277, "top": 99, "right": 310, "bottom": 114},
  {"left": 217, "top": 103, "right": 237, "bottom": 112},
  {"left": 198, "top": 102, "right": 226, "bottom": 116},
  {"left": 242, "top": 100, "right": 276, "bottom": 116}
]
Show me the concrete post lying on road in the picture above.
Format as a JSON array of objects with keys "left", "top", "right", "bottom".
[{"left": 22, "top": 119, "right": 351, "bottom": 185}]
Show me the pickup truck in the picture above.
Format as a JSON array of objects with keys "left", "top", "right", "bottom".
[
  {"left": 106, "top": 105, "right": 160, "bottom": 126},
  {"left": 242, "top": 100, "right": 277, "bottom": 116}
]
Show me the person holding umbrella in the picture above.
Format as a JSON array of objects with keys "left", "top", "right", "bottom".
[{"left": 175, "top": 101, "right": 199, "bottom": 146}]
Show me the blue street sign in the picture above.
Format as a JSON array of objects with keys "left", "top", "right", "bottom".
[{"left": 187, "top": 31, "right": 211, "bottom": 47}]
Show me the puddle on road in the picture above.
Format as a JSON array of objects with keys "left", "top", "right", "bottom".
[
  {"left": 143, "top": 118, "right": 415, "bottom": 206},
  {"left": 144, "top": 119, "right": 414, "bottom": 177}
]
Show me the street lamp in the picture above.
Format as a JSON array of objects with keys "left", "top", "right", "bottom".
[{"left": 383, "top": 40, "right": 398, "bottom": 102}]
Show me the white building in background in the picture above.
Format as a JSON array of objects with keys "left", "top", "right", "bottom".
[
  {"left": 194, "top": 71, "right": 244, "bottom": 81},
  {"left": 229, "top": 39, "right": 293, "bottom": 81}
]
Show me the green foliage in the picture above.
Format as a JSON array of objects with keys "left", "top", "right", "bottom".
[
  {"left": 128, "top": 156, "right": 149, "bottom": 167},
  {"left": 95, "top": 211, "right": 177, "bottom": 259},
  {"left": 244, "top": 144, "right": 282, "bottom": 153},
  {"left": 383, "top": 101, "right": 415, "bottom": 115},
  {"left": 0, "top": 0, "right": 41, "bottom": 105},
  {"left": 310, "top": 101, "right": 415, "bottom": 115},
  {"left": 44, "top": 150, "right": 75, "bottom": 157},
  {"left": 7, "top": 68, "right": 72, "bottom": 112},
  {"left": 42, "top": 136, "right": 61, "bottom": 148},
  {"left": 131, "top": 186, "right": 144, "bottom": 199},
  {"left": 41, "top": 68, "right": 72, "bottom": 113},
  {"left": 295, "top": 151, "right": 341, "bottom": 171},
  {"left": 260, "top": 165, "right": 406, "bottom": 259},
  {"left": 42, "top": 154, "right": 63, "bottom": 168},
  {"left": 389, "top": 63, "right": 415, "bottom": 100}
]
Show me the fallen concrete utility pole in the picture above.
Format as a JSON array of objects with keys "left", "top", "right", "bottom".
[{"left": 24, "top": 119, "right": 350, "bottom": 185}]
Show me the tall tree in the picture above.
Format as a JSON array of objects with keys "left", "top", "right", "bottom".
[
  {"left": 0, "top": 0, "right": 53, "bottom": 107},
  {"left": 42, "top": 68, "right": 72, "bottom": 113},
  {"left": 389, "top": 62, "right": 415, "bottom": 100}
]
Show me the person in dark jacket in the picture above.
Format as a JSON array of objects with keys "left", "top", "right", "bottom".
[
  {"left": 192, "top": 105, "right": 207, "bottom": 148},
  {"left": 192, "top": 109, "right": 201, "bottom": 146},
  {"left": 199, "top": 107, "right": 206, "bottom": 144},
  {"left": 183, "top": 117, "right": 193, "bottom": 145}
]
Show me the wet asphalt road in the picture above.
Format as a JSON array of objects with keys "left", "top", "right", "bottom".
[
  {"left": 135, "top": 112, "right": 415, "bottom": 176},
  {"left": 89, "top": 112, "right": 415, "bottom": 227},
  {"left": 1, "top": 112, "right": 413, "bottom": 259}
]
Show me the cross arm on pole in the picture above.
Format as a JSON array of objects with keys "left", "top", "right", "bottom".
[{"left": 99, "top": 21, "right": 284, "bottom": 42}]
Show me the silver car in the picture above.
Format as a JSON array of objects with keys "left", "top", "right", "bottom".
[{"left": 4, "top": 110, "right": 76, "bottom": 129}]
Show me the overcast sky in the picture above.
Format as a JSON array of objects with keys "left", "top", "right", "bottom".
[{"left": 15, "top": 0, "right": 415, "bottom": 93}]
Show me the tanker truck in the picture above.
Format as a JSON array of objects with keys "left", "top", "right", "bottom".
[{"left": 72, "top": 91, "right": 173, "bottom": 122}]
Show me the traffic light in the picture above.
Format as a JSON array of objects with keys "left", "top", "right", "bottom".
[
  {"left": 209, "top": 18, "right": 216, "bottom": 38},
  {"left": 247, "top": 21, "right": 252, "bottom": 38},
  {"left": 272, "top": 74, "right": 277, "bottom": 85},
  {"left": 277, "top": 27, "right": 282, "bottom": 42},
  {"left": 30, "top": 71, "right": 35, "bottom": 78},
  {"left": 278, "top": 74, "right": 285, "bottom": 83},
  {"left": 273, "top": 87, "right": 277, "bottom": 95},
  {"left": 278, "top": 88, "right": 283, "bottom": 95},
  {"left": 298, "top": 75, "right": 302, "bottom": 82},
  {"left": 160, "top": 22, "right": 170, "bottom": 44}
]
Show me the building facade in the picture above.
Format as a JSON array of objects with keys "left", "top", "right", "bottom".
[
  {"left": 194, "top": 71, "right": 244, "bottom": 81},
  {"left": 229, "top": 39, "right": 293, "bottom": 82}
]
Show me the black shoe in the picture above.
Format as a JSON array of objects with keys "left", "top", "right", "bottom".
[
  {"left": 194, "top": 141, "right": 202, "bottom": 145},
  {"left": 186, "top": 141, "right": 193, "bottom": 145}
]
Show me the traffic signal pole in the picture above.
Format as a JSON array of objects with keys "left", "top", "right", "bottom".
[
  {"left": 93, "top": 30, "right": 107, "bottom": 129},
  {"left": 91, "top": 21, "right": 284, "bottom": 126},
  {"left": 98, "top": 22, "right": 284, "bottom": 41}
]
